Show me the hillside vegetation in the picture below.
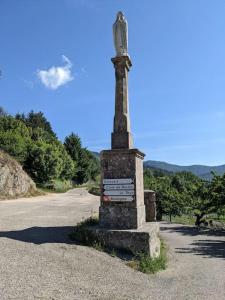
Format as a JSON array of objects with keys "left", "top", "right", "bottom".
[
  {"left": 144, "top": 168, "right": 225, "bottom": 225},
  {"left": 0, "top": 108, "right": 99, "bottom": 191}
]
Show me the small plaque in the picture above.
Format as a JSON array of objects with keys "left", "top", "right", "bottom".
[
  {"left": 103, "top": 178, "right": 134, "bottom": 185},
  {"left": 104, "top": 184, "right": 134, "bottom": 190},
  {"left": 104, "top": 190, "right": 134, "bottom": 196},
  {"left": 103, "top": 195, "right": 134, "bottom": 202}
]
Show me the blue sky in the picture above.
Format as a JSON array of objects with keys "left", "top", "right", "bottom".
[{"left": 1, "top": 0, "right": 225, "bottom": 166}]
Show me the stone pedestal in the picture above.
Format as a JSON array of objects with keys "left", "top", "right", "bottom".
[
  {"left": 99, "top": 149, "right": 146, "bottom": 229},
  {"left": 144, "top": 190, "right": 157, "bottom": 222},
  {"left": 83, "top": 222, "right": 160, "bottom": 257}
]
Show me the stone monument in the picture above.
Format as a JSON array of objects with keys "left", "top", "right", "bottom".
[
  {"left": 85, "top": 12, "right": 160, "bottom": 257},
  {"left": 99, "top": 11, "right": 146, "bottom": 229}
]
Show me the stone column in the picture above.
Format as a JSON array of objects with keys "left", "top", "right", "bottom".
[{"left": 111, "top": 55, "right": 133, "bottom": 149}]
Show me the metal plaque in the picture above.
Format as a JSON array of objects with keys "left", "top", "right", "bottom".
[
  {"left": 104, "top": 190, "right": 134, "bottom": 196},
  {"left": 103, "top": 178, "right": 134, "bottom": 185},
  {"left": 104, "top": 184, "right": 134, "bottom": 190},
  {"left": 103, "top": 195, "right": 134, "bottom": 202}
]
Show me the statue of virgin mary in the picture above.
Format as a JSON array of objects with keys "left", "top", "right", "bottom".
[{"left": 113, "top": 12, "right": 128, "bottom": 57}]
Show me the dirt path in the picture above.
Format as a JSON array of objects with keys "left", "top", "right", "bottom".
[{"left": 0, "top": 189, "right": 224, "bottom": 299}]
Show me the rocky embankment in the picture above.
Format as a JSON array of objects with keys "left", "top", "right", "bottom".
[{"left": 0, "top": 151, "right": 37, "bottom": 199}]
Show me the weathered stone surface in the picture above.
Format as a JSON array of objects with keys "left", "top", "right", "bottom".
[
  {"left": 0, "top": 151, "right": 37, "bottom": 199},
  {"left": 99, "top": 205, "right": 146, "bottom": 229},
  {"left": 111, "top": 55, "right": 133, "bottom": 149},
  {"left": 144, "top": 190, "right": 157, "bottom": 222},
  {"left": 99, "top": 149, "right": 145, "bottom": 229},
  {"left": 85, "top": 222, "right": 160, "bottom": 258}
]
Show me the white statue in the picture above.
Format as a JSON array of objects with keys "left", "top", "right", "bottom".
[{"left": 113, "top": 11, "right": 128, "bottom": 57}]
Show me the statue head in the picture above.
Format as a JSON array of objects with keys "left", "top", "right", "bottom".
[{"left": 116, "top": 11, "right": 125, "bottom": 21}]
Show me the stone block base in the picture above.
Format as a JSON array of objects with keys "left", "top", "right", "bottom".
[
  {"left": 99, "top": 205, "right": 146, "bottom": 229},
  {"left": 85, "top": 222, "right": 160, "bottom": 258}
]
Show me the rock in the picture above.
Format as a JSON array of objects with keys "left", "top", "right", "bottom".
[{"left": 0, "top": 151, "right": 37, "bottom": 199}]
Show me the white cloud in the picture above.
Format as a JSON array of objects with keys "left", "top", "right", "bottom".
[{"left": 37, "top": 55, "right": 73, "bottom": 90}]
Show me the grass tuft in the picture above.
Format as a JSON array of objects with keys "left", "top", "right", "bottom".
[{"left": 127, "top": 241, "right": 167, "bottom": 274}]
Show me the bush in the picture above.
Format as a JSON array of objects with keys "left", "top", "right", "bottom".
[
  {"left": 24, "top": 142, "right": 63, "bottom": 183},
  {"left": 42, "top": 179, "right": 74, "bottom": 193}
]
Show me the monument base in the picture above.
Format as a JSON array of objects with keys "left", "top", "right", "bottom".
[
  {"left": 99, "top": 205, "right": 146, "bottom": 229},
  {"left": 100, "top": 148, "right": 145, "bottom": 230},
  {"left": 83, "top": 222, "right": 160, "bottom": 258}
]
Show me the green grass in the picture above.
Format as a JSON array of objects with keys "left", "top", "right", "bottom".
[
  {"left": 127, "top": 240, "right": 167, "bottom": 274},
  {"left": 163, "top": 215, "right": 196, "bottom": 226},
  {"left": 39, "top": 179, "right": 75, "bottom": 193},
  {"left": 163, "top": 214, "right": 225, "bottom": 226}
]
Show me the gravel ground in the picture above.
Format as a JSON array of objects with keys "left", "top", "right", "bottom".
[{"left": 0, "top": 188, "right": 224, "bottom": 300}]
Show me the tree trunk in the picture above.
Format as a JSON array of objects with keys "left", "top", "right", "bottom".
[{"left": 194, "top": 212, "right": 205, "bottom": 226}]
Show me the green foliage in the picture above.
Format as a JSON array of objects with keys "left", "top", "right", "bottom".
[
  {"left": 16, "top": 110, "right": 56, "bottom": 140},
  {"left": 133, "top": 242, "right": 167, "bottom": 274},
  {"left": 24, "top": 141, "right": 62, "bottom": 183},
  {"left": 144, "top": 168, "right": 225, "bottom": 223},
  {"left": 64, "top": 133, "right": 100, "bottom": 184},
  {"left": 0, "top": 108, "right": 100, "bottom": 187},
  {"left": 24, "top": 141, "right": 75, "bottom": 184},
  {"left": 64, "top": 133, "right": 82, "bottom": 162},
  {"left": 41, "top": 179, "right": 74, "bottom": 193},
  {"left": 0, "top": 116, "right": 31, "bottom": 162}
]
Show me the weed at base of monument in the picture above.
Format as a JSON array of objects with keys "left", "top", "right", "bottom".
[{"left": 127, "top": 241, "right": 167, "bottom": 274}]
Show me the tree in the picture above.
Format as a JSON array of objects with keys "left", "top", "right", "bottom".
[
  {"left": 24, "top": 142, "right": 62, "bottom": 184},
  {"left": 16, "top": 111, "right": 57, "bottom": 140},
  {"left": 208, "top": 173, "right": 225, "bottom": 215},
  {"left": 0, "top": 131, "right": 28, "bottom": 163},
  {"left": 64, "top": 133, "right": 82, "bottom": 162},
  {"left": 0, "top": 116, "right": 31, "bottom": 162},
  {"left": 64, "top": 133, "right": 100, "bottom": 184}
]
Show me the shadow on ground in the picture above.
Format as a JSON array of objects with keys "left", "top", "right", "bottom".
[
  {"left": 160, "top": 224, "right": 225, "bottom": 237},
  {"left": 161, "top": 223, "right": 225, "bottom": 259},
  {"left": 0, "top": 226, "right": 75, "bottom": 244},
  {"left": 176, "top": 240, "right": 225, "bottom": 259}
]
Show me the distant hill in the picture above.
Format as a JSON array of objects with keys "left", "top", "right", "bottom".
[{"left": 144, "top": 160, "right": 225, "bottom": 180}]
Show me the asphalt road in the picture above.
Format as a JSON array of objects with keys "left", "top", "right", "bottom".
[{"left": 0, "top": 189, "right": 224, "bottom": 300}]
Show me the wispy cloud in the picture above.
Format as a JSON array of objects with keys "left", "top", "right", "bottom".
[{"left": 37, "top": 55, "right": 73, "bottom": 90}]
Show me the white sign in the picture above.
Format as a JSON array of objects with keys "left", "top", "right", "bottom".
[
  {"left": 104, "top": 184, "right": 134, "bottom": 190},
  {"left": 104, "top": 190, "right": 134, "bottom": 196},
  {"left": 103, "top": 178, "right": 134, "bottom": 185},
  {"left": 103, "top": 195, "right": 134, "bottom": 202}
]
